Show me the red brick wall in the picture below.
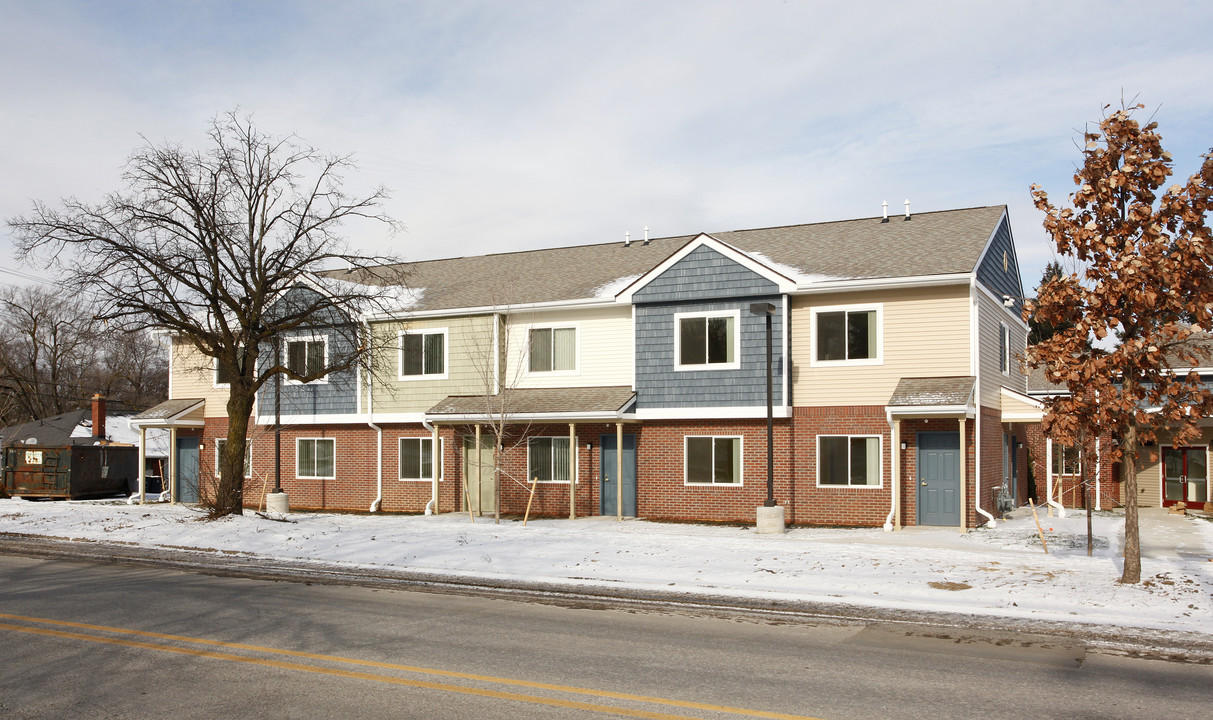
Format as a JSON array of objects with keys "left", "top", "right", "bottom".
[{"left": 1023, "top": 421, "right": 1121, "bottom": 509}]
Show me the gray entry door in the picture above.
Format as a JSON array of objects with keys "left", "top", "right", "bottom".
[
  {"left": 599, "top": 434, "right": 636, "bottom": 517},
  {"left": 917, "top": 431, "right": 960, "bottom": 526},
  {"left": 175, "top": 436, "right": 200, "bottom": 504}
]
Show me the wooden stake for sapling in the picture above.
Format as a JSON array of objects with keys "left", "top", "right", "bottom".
[
  {"left": 523, "top": 477, "right": 538, "bottom": 526},
  {"left": 1029, "top": 498, "right": 1049, "bottom": 553}
]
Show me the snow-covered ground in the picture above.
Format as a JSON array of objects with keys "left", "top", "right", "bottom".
[{"left": 1, "top": 497, "right": 1210, "bottom": 634}]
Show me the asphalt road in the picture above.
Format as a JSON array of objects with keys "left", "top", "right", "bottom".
[{"left": 1, "top": 553, "right": 1211, "bottom": 720}]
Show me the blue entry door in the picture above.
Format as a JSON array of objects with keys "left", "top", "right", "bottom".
[
  {"left": 917, "top": 431, "right": 960, "bottom": 526},
  {"left": 175, "top": 436, "right": 200, "bottom": 504},
  {"left": 600, "top": 434, "right": 636, "bottom": 517}
]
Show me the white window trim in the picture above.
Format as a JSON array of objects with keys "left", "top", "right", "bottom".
[
  {"left": 398, "top": 328, "right": 450, "bottom": 381},
  {"left": 683, "top": 435, "right": 744, "bottom": 486},
  {"left": 527, "top": 436, "right": 579, "bottom": 484},
  {"left": 674, "top": 309, "right": 742, "bottom": 371},
  {"left": 808, "top": 303, "right": 883, "bottom": 368},
  {"left": 398, "top": 436, "right": 444, "bottom": 482},
  {"left": 999, "top": 322, "right": 1010, "bottom": 376},
  {"left": 215, "top": 439, "right": 251, "bottom": 479},
  {"left": 525, "top": 322, "right": 581, "bottom": 377},
  {"left": 295, "top": 437, "right": 336, "bottom": 479},
  {"left": 815, "top": 434, "right": 883, "bottom": 488},
  {"left": 283, "top": 334, "right": 330, "bottom": 385}
]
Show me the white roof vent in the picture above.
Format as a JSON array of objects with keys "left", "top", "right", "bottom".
[
  {"left": 624, "top": 230, "right": 631, "bottom": 247},
  {"left": 643, "top": 226, "right": 650, "bottom": 245},
  {"left": 904, "top": 198, "right": 912, "bottom": 220}
]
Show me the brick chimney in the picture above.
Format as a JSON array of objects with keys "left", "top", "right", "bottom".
[{"left": 91, "top": 394, "right": 106, "bottom": 440}]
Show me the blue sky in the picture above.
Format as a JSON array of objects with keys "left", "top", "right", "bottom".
[{"left": 2, "top": 1, "right": 1211, "bottom": 294}]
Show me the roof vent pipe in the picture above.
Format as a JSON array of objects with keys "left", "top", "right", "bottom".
[
  {"left": 643, "top": 226, "right": 650, "bottom": 245},
  {"left": 624, "top": 230, "right": 631, "bottom": 247},
  {"left": 904, "top": 198, "right": 911, "bottom": 220},
  {"left": 881, "top": 201, "right": 889, "bottom": 223}
]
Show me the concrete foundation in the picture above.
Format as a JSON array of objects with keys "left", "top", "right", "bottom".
[{"left": 756, "top": 505, "right": 785, "bottom": 534}]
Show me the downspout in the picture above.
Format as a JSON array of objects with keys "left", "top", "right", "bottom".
[
  {"left": 1045, "top": 437, "right": 1067, "bottom": 517},
  {"left": 884, "top": 416, "right": 899, "bottom": 531},
  {"left": 423, "top": 419, "right": 437, "bottom": 515},
  {"left": 971, "top": 279, "right": 997, "bottom": 528},
  {"left": 367, "top": 364, "right": 384, "bottom": 513}
]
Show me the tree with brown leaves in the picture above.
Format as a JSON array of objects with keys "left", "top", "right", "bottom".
[{"left": 1027, "top": 103, "right": 1213, "bottom": 583}]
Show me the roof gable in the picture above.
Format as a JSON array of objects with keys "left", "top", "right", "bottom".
[{"left": 616, "top": 234, "right": 796, "bottom": 303}]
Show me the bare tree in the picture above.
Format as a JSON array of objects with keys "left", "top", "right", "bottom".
[
  {"left": 1026, "top": 102, "right": 1213, "bottom": 583},
  {"left": 8, "top": 112, "right": 405, "bottom": 517}
]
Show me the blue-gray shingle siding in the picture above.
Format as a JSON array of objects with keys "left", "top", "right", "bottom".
[{"left": 976, "top": 215, "right": 1025, "bottom": 314}]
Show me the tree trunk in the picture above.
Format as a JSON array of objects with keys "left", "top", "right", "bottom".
[
  {"left": 1119, "top": 425, "right": 1141, "bottom": 583},
  {"left": 212, "top": 385, "right": 257, "bottom": 518}
]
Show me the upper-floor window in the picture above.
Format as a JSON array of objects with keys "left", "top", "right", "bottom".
[
  {"left": 999, "top": 323, "right": 1010, "bottom": 375},
  {"left": 400, "top": 329, "right": 447, "bottom": 380},
  {"left": 675, "top": 310, "right": 739, "bottom": 370},
  {"left": 811, "top": 304, "right": 881, "bottom": 366},
  {"left": 285, "top": 336, "right": 327, "bottom": 383},
  {"left": 214, "top": 357, "right": 232, "bottom": 388},
  {"left": 529, "top": 326, "right": 577, "bottom": 373}
]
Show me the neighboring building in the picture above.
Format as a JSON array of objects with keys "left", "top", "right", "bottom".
[{"left": 147, "top": 204, "right": 1035, "bottom": 528}]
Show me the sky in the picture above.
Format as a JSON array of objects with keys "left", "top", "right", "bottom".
[{"left": 1, "top": 0, "right": 1211, "bottom": 295}]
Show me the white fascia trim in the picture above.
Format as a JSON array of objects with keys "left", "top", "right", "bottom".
[
  {"left": 129, "top": 418, "right": 207, "bottom": 429},
  {"left": 361, "top": 296, "right": 617, "bottom": 323},
  {"left": 1000, "top": 386, "right": 1044, "bottom": 409},
  {"left": 885, "top": 405, "right": 975, "bottom": 421},
  {"left": 975, "top": 282, "right": 1030, "bottom": 332},
  {"left": 1003, "top": 412, "right": 1045, "bottom": 422},
  {"left": 792, "top": 273, "right": 973, "bottom": 295},
  {"left": 427, "top": 410, "right": 634, "bottom": 423},
  {"left": 634, "top": 406, "right": 793, "bottom": 420},
  {"left": 615, "top": 234, "right": 797, "bottom": 303}
]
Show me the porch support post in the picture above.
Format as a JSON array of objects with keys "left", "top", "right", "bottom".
[
  {"left": 616, "top": 421, "right": 623, "bottom": 521},
  {"left": 1046, "top": 438, "right": 1054, "bottom": 517},
  {"left": 137, "top": 425, "right": 147, "bottom": 504},
  {"left": 893, "top": 419, "right": 901, "bottom": 530},
  {"left": 569, "top": 422, "right": 576, "bottom": 520},
  {"left": 168, "top": 427, "right": 178, "bottom": 505},
  {"left": 959, "top": 416, "right": 967, "bottom": 531},
  {"left": 1095, "top": 438, "right": 1102, "bottom": 511},
  {"left": 474, "top": 424, "right": 481, "bottom": 516}
]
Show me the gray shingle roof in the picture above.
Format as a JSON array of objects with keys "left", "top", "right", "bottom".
[
  {"left": 351, "top": 206, "right": 1007, "bottom": 313},
  {"left": 131, "top": 398, "right": 205, "bottom": 421},
  {"left": 887, "top": 377, "right": 977, "bottom": 407},
  {"left": 428, "top": 386, "right": 636, "bottom": 417}
]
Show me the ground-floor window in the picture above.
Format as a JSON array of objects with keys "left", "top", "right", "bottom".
[
  {"left": 818, "top": 435, "right": 881, "bottom": 487},
  {"left": 215, "top": 438, "right": 252, "bottom": 478},
  {"left": 399, "top": 437, "right": 441, "bottom": 481},
  {"left": 529, "top": 437, "right": 573, "bottom": 483},
  {"left": 297, "top": 438, "right": 335, "bottom": 479},
  {"left": 685, "top": 436, "right": 742, "bottom": 485}
]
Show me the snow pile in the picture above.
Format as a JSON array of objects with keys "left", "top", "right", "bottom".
[{"left": 1, "top": 499, "right": 1210, "bottom": 634}]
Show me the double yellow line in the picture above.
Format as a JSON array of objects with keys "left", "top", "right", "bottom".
[{"left": 0, "top": 612, "right": 823, "bottom": 720}]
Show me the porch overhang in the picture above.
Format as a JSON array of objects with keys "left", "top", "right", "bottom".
[
  {"left": 426, "top": 386, "right": 638, "bottom": 424},
  {"left": 1000, "top": 386, "right": 1045, "bottom": 422},
  {"left": 128, "top": 398, "right": 206, "bottom": 429},
  {"left": 885, "top": 376, "right": 976, "bottom": 421}
]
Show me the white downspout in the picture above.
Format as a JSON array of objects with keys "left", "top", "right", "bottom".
[
  {"left": 971, "top": 280, "right": 996, "bottom": 529},
  {"left": 367, "top": 366, "right": 384, "bottom": 513},
  {"left": 1095, "top": 438, "right": 1102, "bottom": 511},
  {"left": 423, "top": 419, "right": 438, "bottom": 515},
  {"left": 884, "top": 416, "right": 899, "bottom": 531},
  {"left": 974, "top": 409, "right": 996, "bottom": 528}
]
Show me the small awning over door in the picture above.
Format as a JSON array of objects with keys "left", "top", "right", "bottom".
[
  {"left": 426, "top": 386, "right": 636, "bottom": 424},
  {"left": 886, "top": 376, "right": 976, "bottom": 419}
]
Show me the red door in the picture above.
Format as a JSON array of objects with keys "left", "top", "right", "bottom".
[{"left": 1162, "top": 447, "right": 1208, "bottom": 507}]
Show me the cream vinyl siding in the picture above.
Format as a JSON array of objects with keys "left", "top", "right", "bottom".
[
  {"left": 370, "top": 315, "right": 497, "bottom": 413},
  {"left": 506, "top": 306, "right": 633, "bottom": 389},
  {"left": 790, "top": 286, "right": 970, "bottom": 406},
  {"left": 977, "top": 290, "right": 1029, "bottom": 407},
  {"left": 170, "top": 338, "right": 230, "bottom": 417}
]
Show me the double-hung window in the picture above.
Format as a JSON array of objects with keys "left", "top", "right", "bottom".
[
  {"left": 812, "top": 305, "right": 880, "bottom": 365},
  {"left": 285, "top": 337, "right": 327, "bottom": 382},
  {"left": 528, "top": 437, "right": 573, "bottom": 483},
  {"left": 297, "top": 438, "right": 335, "bottom": 479},
  {"left": 215, "top": 439, "right": 251, "bottom": 478},
  {"left": 399, "top": 437, "right": 440, "bottom": 481},
  {"left": 685, "top": 436, "right": 742, "bottom": 485},
  {"left": 818, "top": 435, "right": 881, "bottom": 487},
  {"left": 529, "top": 326, "right": 577, "bottom": 373},
  {"left": 676, "top": 310, "right": 739, "bottom": 370},
  {"left": 400, "top": 329, "right": 447, "bottom": 379}
]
